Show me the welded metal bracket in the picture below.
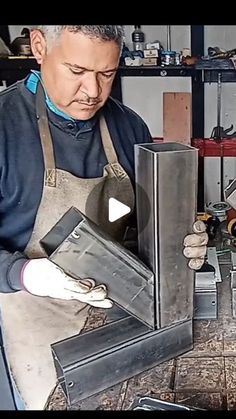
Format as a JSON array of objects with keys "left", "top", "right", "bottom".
[{"left": 47, "top": 142, "right": 198, "bottom": 406}]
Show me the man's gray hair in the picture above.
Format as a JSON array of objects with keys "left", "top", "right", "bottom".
[{"left": 35, "top": 25, "right": 124, "bottom": 51}]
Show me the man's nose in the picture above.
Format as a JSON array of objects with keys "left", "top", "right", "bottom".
[{"left": 82, "top": 73, "right": 101, "bottom": 99}]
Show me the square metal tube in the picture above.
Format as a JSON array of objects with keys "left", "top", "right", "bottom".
[
  {"left": 134, "top": 142, "right": 198, "bottom": 328},
  {"left": 51, "top": 317, "right": 192, "bottom": 405},
  {"left": 48, "top": 208, "right": 155, "bottom": 328}
]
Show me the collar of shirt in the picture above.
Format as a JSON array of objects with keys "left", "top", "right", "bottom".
[{"left": 26, "top": 70, "right": 86, "bottom": 130}]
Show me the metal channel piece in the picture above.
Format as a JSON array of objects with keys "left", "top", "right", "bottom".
[
  {"left": 194, "top": 270, "right": 217, "bottom": 320},
  {"left": 134, "top": 142, "right": 198, "bottom": 329},
  {"left": 232, "top": 288, "right": 236, "bottom": 319},
  {"left": 49, "top": 207, "right": 155, "bottom": 329},
  {"left": 231, "top": 270, "right": 236, "bottom": 289},
  {"left": 207, "top": 247, "right": 222, "bottom": 282},
  {"left": 230, "top": 269, "right": 236, "bottom": 318},
  {"left": 195, "top": 271, "right": 216, "bottom": 289},
  {"left": 194, "top": 288, "right": 217, "bottom": 320},
  {"left": 51, "top": 316, "right": 192, "bottom": 405},
  {"left": 230, "top": 252, "right": 236, "bottom": 318},
  {"left": 231, "top": 251, "right": 236, "bottom": 271}
]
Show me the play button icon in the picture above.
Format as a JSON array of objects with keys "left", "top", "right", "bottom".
[
  {"left": 108, "top": 198, "right": 131, "bottom": 222},
  {"left": 85, "top": 178, "right": 150, "bottom": 237}
]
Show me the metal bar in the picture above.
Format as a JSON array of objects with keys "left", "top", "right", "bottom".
[
  {"left": 217, "top": 72, "right": 222, "bottom": 130},
  {"left": 197, "top": 156, "right": 205, "bottom": 213},
  {"left": 167, "top": 25, "right": 171, "bottom": 51},
  {"left": 49, "top": 208, "right": 155, "bottom": 329},
  {"left": 191, "top": 25, "right": 204, "bottom": 211},
  {"left": 135, "top": 143, "right": 198, "bottom": 329},
  {"left": 51, "top": 317, "right": 192, "bottom": 405},
  {"left": 117, "top": 66, "right": 197, "bottom": 77},
  {"left": 191, "top": 25, "right": 204, "bottom": 139}
]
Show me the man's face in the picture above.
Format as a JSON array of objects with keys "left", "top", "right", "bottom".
[{"left": 30, "top": 29, "right": 121, "bottom": 120}]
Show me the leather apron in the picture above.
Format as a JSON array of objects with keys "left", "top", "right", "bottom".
[{"left": 0, "top": 82, "right": 135, "bottom": 410}]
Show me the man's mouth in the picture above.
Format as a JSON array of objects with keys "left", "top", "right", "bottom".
[{"left": 78, "top": 102, "right": 98, "bottom": 107}]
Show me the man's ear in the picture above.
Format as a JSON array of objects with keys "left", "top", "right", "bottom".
[{"left": 30, "top": 30, "right": 47, "bottom": 64}]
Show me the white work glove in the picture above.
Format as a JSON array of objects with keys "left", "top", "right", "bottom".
[
  {"left": 21, "top": 258, "right": 113, "bottom": 309},
  {"left": 183, "top": 220, "right": 208, "bottom": 270}
]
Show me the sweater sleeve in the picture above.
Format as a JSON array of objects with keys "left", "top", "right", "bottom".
[{"left": 0, "top": 246, "right": 28, "bottom": 292}]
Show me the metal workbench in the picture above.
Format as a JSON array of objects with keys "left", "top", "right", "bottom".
[{"left": 47, "top": 261, "right": 236, "bottom": 411}]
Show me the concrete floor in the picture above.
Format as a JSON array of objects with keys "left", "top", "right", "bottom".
[{"left": 48, "top": 263, "right": 236, "bottom": 411}]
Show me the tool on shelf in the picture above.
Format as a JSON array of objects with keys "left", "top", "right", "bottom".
[{"left": 211, "top": 72, "right": 236, "bottom": 140}]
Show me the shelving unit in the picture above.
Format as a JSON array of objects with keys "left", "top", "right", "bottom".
[
  {"left": 118, "top": 65, "right": 198, "bottom": 78},
  {"left": 1, "top": 26, "right": 236, "bottom": 210}
]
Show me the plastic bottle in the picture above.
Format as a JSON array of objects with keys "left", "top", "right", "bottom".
[{"left": 131, "top": 25, "right": 145, "bottom": 51}]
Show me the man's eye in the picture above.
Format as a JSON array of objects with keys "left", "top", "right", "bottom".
[
  {"left": 70, "top": 69, "right": 84, "bottom": 75},
  {"left": 102, "top": 73, "right": 114, "bottom": 79}
]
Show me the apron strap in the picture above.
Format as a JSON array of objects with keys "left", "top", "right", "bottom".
[
  {"left": 36, "top": 82, "right": 56, "bottom": 187},
  {"left": 99, "top": 115, "right": 119, "bottom": 164}
]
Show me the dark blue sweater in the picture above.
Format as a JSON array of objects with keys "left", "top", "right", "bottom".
[{"left": 0, "top": 77, "right": 152, "bottom": 293}]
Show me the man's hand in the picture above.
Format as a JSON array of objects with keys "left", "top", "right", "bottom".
[
  {"left": 183, "top": 220, "right": 208, "bottom": 270},
  {"left": 21, "top": 258, "right": 113, "bottom": 308}
]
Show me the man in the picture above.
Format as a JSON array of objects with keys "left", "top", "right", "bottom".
[{"left": 0, "top": 26, "right": 208, "bottom": 410}]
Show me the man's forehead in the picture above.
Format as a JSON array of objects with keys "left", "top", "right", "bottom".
[{"left": 63, "top": 62, "right": 118, "bottom": 73}]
